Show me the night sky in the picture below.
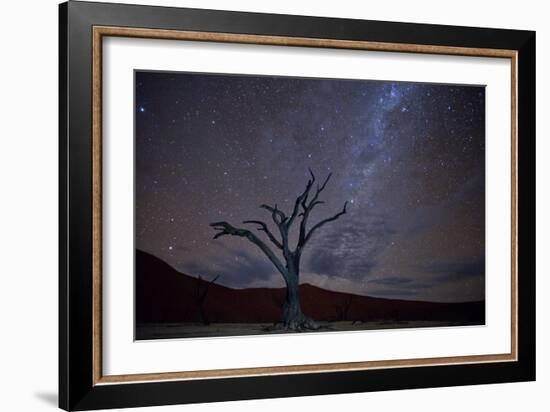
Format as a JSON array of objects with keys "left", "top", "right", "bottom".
[{"left": 135, "top": 71, "right": 485, "bottom": 303}]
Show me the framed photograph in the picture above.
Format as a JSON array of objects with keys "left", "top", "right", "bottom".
[{"left": 59, "top": 1, "right": 536, "bottom": 410}]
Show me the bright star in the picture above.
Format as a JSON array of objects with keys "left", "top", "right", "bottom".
[{"left": 139, "top": 106, "right": 145, "bottom": 112}]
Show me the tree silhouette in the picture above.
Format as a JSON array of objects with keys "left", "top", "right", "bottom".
[
  {"left": 193, "top": 274, "right": 219, "bottom": 325},
  {"left": 335, "top": 295, "right": 354, "bottom": 322},
  {"left": 210, "top": 169, "right": 348, "bottom": 331}
]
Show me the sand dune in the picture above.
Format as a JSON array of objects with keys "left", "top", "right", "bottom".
[{"left": 136, "top": 249, "right": 485, "bottom": 325}]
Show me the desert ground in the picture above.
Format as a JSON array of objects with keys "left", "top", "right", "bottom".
[{"left": 136, "top": 320, "right": 481, "bottom": 340}]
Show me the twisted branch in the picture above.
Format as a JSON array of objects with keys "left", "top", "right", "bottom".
[
  {"left": 304, "top": 201, "right": 348, "bottom": 245},
  {"left": 288, "top": 170, "right": 315, "bottom": 227},
  {"left": 195, "top": 274, "right": 220, "bottom": 303},
  {"left": 297, "top": 170, "right": 334, "bottom": 247},
  {"left": 210, "top": 221, "right": 288, "bottom": 278},
  {"left": 260, "top": 204, "right": 287, "bottom": 225},
  {"left": 243, "top": 219, "right": 283, "bottom": 249},
  {"left": 210, "top": 170, "right": 348, "bottom": 279}
]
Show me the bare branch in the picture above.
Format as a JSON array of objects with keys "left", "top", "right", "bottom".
[
  {"left": 211, "top": 221, "right": 249, "bottom": 239},
  {"left": 210, "top": 221, "right": 288, "bottom": 278},
  {"left": 260, "top": 204, "right": 287, "bottom": 224},
  {"left": 303, "top": 201, "right": 348, "bottom": 245},
  {"left": 309, "top": 200, "right": 325, "bottom": 208},
  {"left": 259, "top": 204, "right": 293, "bottom": 256},
  {"left": 287, "top": 174, "right": 315, "bottom": 227},
  {"left": 296, "top": 171, "right": 333, "bottom": 247},
  {"left": 243, "top": 220, "right": 283, "bottom": 249},
  {"left": 317, "top": 172, "right": 332, "bottom": 194},
  {"left": 299, "top": 169, "right": 316, "bottom": 210},
  {"left": 196, "top": 274, "right": 220, "bottom": 302},
  {"left": 300, "top": 187, "right": 311, "bottom": 210},
  {"left": 310, "top": 172, "right": 332, "bottom": 207},
  {"left": 202, "top": 274, "right": 219, "bottom": 299}
]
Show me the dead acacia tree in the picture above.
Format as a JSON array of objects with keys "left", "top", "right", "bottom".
[
  {"left": 194, "top": 275, "right": 219, "bottom": 325},
  {"left": 210, "top": 169, "right": 348, "bottom": 331},
  {"left": 335, "top": 295, "right": 354, "bottom": 322}
]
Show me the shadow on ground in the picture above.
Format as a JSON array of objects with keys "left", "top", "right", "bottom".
[{"left": 34, "top": 392, "right": 57, "bottom": 407}]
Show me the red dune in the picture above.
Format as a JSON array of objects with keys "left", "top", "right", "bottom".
[{"left": 136, "top": 249, "right": 484, "bottom": 325}]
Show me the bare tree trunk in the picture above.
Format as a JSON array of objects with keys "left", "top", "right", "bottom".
[
  {"left": 282, "top": 275, "right": 301, "bottom": 328},
  {"left": 281, "top": 271, "right": 318, "bottom": 330},
  {"left": 194, "top": 275, "right": 219, "bottom": 326},
  {"left": 198, "top": 306, "right": 210, "bottom": 326}
]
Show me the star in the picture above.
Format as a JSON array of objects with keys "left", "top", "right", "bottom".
[{"left": 135, "top": 70, "right": 486, "bottom": 303}]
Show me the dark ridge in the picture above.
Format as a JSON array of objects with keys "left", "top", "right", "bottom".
[{"left": 136, "top": 249, "right": 485, "bottom": 324}]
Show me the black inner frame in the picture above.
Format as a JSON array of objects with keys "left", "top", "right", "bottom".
[{"left": 59, "top": 1, "right": 536, "bottom": 410}]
